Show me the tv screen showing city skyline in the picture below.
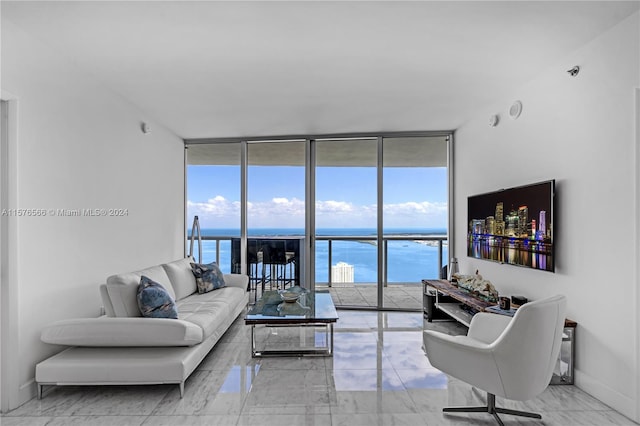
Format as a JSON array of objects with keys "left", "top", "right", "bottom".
[{"left": 467, "top": 180, "right": 555, "bottom": 272}]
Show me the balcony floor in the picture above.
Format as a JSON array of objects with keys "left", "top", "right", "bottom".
[
  {"left": 320, "top": 282, "right": 423, "bottom": 310},
  {"left": 250, "top": 281, "right": 425, "bottom": 310}
]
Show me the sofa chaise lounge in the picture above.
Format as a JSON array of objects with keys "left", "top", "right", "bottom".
[{"left": 35, "top": 257, "right": 249, "bottom": 398}]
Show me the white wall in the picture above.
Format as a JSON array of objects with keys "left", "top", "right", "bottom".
[
  {"left": 454, "top": 12, "right": 639, "bottom": 421},
  {"left": 1, "top": 20, "right": 185, "bottom": 409}
]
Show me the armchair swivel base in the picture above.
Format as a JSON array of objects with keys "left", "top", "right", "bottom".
[{"left": 443, "top": 392, "right": 541, "bottom": 426}]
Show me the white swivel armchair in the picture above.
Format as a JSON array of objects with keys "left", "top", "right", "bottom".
[{"left": 423, "top": 294, "right": 567, "bottom": 425}]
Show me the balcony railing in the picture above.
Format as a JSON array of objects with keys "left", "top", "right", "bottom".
[{"left": 186, "top": 234, "right": 448, "bottom": 286}]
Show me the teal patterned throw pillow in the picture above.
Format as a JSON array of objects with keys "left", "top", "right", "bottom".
[
  {"left": 137, "top": 276, "right": 178, "bottom": 319},
  {"left": 190, "top": 262, "right": 226, "bottom": 294}
]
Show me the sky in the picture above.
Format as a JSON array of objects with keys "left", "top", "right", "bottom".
[{"left": 187, "top": 165, "right": 448, "bottom": 230}]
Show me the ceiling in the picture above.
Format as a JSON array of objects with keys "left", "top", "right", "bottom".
[{"left": 3, "top": 1, "right": 639, "bottom": 140}]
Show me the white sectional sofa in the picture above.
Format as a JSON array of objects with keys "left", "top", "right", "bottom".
[{"left": 35, "top": 257, "right": 249, "bottom": 398}]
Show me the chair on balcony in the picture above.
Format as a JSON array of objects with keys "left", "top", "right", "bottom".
[
  {"left": 423, "top": 294, "right": 567, "bottom": 426},
  {"left": 246, "top": 239, "right": 263, "bottom": 300},
  {"left": 261, "top": 240, "right": 295, "bottom": 291}
]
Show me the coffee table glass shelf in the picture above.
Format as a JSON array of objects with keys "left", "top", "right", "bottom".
[{"left": 245, "top": 287, "right": 338, "bottom": 357}]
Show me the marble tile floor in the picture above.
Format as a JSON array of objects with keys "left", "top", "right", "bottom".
[{"left": 2, "top": 310, "right": 637, "bottom": 426}]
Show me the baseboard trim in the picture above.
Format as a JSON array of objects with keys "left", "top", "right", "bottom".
[
  {"left": 575, "top": 369, "right": 638, "bottom": 422},
  {"left": 17, "top": 378, "right": 36, "bottom": 409}
]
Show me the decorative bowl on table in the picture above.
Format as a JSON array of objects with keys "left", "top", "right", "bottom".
[
  {"left": 281, "top": 291, "right": 300, "bottom": 303},
  {"left": 285, "top": 285, "right": 308, "bottom": 294}
]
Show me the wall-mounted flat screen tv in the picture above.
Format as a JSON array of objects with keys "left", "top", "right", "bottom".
[{"left": 467, "top": 180, "right": 555, "bottom": 272}]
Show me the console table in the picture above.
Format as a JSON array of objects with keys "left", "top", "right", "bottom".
[
  {"left": 423, "top": 279, "right": 496, "bottom": 326},
  {"left": 422, "top": 279, "right": 576, "bottom": 384}
]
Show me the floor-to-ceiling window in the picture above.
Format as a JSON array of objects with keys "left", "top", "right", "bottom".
[
  {"left": 381, "top": 136, "right": 449, "bottom": 309},
  {"left": 186, "top": 143, "right": 241, "bottom": 272},
  {"left": 247, "top": 140, "right": 306, "bottom": 293},
  {"left": 315, "top": 138, "right": 379, "bottom": 308},
  {"left": 185, "top": 132, "right": 451, "bottom": 311}
]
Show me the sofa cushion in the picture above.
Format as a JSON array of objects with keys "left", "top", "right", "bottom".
[
  {"left": 41, "top": 317, "right": 203, "bottom": 347},
  {"left": 137, "top": 276, "right": 178, "bottom": 319},
  {"left": 190, "top": 262, "right": 226, "bottom": 294},
  {"left": 177, "top": 286, "right": 245, "bottom": 338},
  {"left": 106, "top": 264, "right": 174, "bottom": 317},
  {"left": 163, "top": 257, "right": 197, "bottom": 301},
  {"left": 99, "top": 284, "right": 116, "bottom": 317}
]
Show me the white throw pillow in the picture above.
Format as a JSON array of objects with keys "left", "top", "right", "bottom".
[{"left": 163, "top": 257, "right": 198, "bottom": 301}]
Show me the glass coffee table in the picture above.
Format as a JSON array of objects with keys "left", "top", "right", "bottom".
[{"left": 245, "top": 287, "right": 338, "bottom": 357}]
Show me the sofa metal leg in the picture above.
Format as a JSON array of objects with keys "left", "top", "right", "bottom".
[
  {"left": 442, "top": 392, "right": 541, "bottom": 426},
  {"left": 37, "top": 384, "right": 43, "bottom": 400},
  {"left": 179, "top": 382, "right": 185, "bottom": 398}
]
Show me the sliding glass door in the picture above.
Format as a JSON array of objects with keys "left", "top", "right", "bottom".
[
  {"left": 382, "top": 136, "right": 449, "bottom": 310},
  {"left": 247, "top": 141, "right": 306, "bottom": 293},
  {"left": 185, "top": 132, "right": 450, "bottom": 311},
  {"left": 314, "top": 138, "right": 378, "bottom": 308}
]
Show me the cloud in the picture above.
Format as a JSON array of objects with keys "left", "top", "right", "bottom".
[
  {"left": 188, "top": 196, "right": 305, "bottom": 228},
  {"left": 384, "top": 201, "right": 448, "bottom": 216},
  {"left": 248, "top": 197, "right": 306, "bottom": 227},
  {"left": 188, "top": 196, "right": 447, "bottom": 228},
  {"left": 259, "top": 197, "right": 305, "bottom": 215},
  {"left": 316, "top": 200, "right": 355, "bottom": 214},
  {"left": 187, "top": 196, "right": 239, "bottom": 218},
  {"left": 382, "top": 201, "right": 448, "bottom": 228}
]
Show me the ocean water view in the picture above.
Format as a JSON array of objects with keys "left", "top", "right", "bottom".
[{"left": 188, "top": 228, "right": 448, "bottom": 283}]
